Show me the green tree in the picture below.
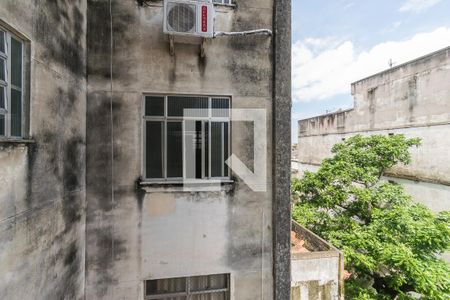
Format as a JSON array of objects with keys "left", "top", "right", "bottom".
[{"left": 292, "top": 134, "right": 450, "bottom": 299}]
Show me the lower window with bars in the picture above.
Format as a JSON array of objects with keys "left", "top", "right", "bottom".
[{"left": 145, "top": 274, "right": 230, "bottom": 300}]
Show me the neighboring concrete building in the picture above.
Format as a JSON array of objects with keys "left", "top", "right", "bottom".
[
  {"left": 0, "top": 1, "right": 87, "bottom": 299},
  {"left": 297, "top": 47, "right": 450, "bottom": 212},
  {"left": 291, "top": 221, "right": 344, "bottom": 300},
  {"left": 0, "top": 0, "right": 291, "bottom": 299}
]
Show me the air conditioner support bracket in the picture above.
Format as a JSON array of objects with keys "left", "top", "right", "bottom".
[
  {"left": 200, "top": 38, "right": 206, "bottom": 58},
  {"left": 169, "top": 35, "right": 175, "bottom": 56}
]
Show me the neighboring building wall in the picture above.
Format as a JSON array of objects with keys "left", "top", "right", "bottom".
[
  {"left": 291, "top": 254, "right": 341, "bottom": 300},
  {"left": 386, "top": 176, "right": 450, "bottom": 213},
  {"left": 0, "top": 1, "right": 87, "bottom": 299},
  {"left": 86, "top": 1, "right": 290, "bottom": 299},
  {"left": 291, "top": 222, "right": 344, "bottom": 300},
  {"left": 298, "top": 47, "right": 450, "bottom": 211}
]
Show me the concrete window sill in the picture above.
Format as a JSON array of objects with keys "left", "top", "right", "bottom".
[
  {"left": 0, "top": 138, "right": 35, "bottom": 145},
  {"left": 139, "top": 179, "right": 235, "bottom": 193}
]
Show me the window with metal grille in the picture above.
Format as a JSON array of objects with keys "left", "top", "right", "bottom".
[
  {"left": 213, "top": 0, "right": 233, "bottom": 5},
  {"left": 145, "top": 274, "right": 230, "bottom": 300},
  {"left": 144, "top": 95, "right": 230, "bottom": 181},
  {"left": 0, "top": 27, "right": 24, "bottom": 138}
]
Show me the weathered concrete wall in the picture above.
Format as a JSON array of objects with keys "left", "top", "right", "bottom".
[
  {"left": 0, "top": 1, "right": 87, "bottom": 299},
  {"left": 291, "top": 255, "right": 340, "bottom": 300},
  {"left": 387, "top": 176, "right": 450, "bottom": 213},
  {"left": 298, "top": 47, "right": 450, "bottom": 210},
  {"left": 86, "top": 0, "right": 277, "bottom": 299},
  {"left": 298, "top": 125, "right": 450, "bottom": 186}
]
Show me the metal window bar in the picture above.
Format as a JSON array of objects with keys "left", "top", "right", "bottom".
[{"left": 143, "top": 95, "right": 231, "bottom": 181}]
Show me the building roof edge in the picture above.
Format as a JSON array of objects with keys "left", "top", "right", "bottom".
[{"left": 351, "top": 46, "right": 450, "bottom": 86}]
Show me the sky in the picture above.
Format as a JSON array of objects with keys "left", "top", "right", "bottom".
[{"left": 291, "top": 0, "right": 450, "bottom": 143}]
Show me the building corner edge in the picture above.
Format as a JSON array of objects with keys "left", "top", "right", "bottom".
[{"left": 273, "top": 0, "right": 292, "bottom": 299}]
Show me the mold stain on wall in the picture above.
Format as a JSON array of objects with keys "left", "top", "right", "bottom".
[{"left": 0, "top": 1, "right": 87, "bottom": 299}]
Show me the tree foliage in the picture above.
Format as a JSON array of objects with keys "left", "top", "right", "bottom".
[{"left": 292, "top": 134, "right": 450, "bottom": 299}]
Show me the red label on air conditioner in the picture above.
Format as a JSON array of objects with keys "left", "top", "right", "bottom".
[{"left": 201, "top": 6, "right": 208, "bottom": 32}]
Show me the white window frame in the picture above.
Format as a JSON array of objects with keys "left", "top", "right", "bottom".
[
  {"left": 142, "top": 94, "right": 231, "bottom": 183},
  {"left": 0, "top": 26, "right": 24, "bottom": 138},
  {"left": 145, "top": 274, "right": 231, "bottom": 300}
]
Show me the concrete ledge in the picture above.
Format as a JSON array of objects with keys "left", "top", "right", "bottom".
[
  {"left": 140, "top": 180, "right": 235, "bottom": 193},
  {"left": 298, "top": 120, "right": 450, "bottom": 138},
  {"left": 292, "top": 250, "right": 340, "bottom": 261},
  {"left": 0, "top": 139, "right": 35, "bottom": 145}
]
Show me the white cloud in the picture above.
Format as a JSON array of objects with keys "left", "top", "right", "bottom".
[
  {"left": 382, "top": 21, "right": 402, "bottom": 34},
  {"left": 292, "top": 27, "right": 450, "bottom": 102},
  {"left": 399, "top": 0, "right": 442, "bottom": 13},
  {"left": 343, "top": 2, "right": 355, "bottom": 10}
]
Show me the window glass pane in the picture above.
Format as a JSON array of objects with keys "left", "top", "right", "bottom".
[
  {"left": 190, "top": 274, "right": 228, "bottom": 292},
  {"left": 0, "top": 114, "right": 4, "bottom": 136},
  {"left": 10, "top": 89, "right": 21, "bottom": 136},
  {"left": 145, "top": 96, "right": 165, "bottom": 116},
  {"left": 11, "top": 37, "right": 22, "bottom": 88},
  {"left": 146, "top": 278, "right": 186, "bottom": 295},
  {"left": 167, "top": 122, "right": 183, "bottom": 178},
  {"left": 0, "top": 58, "right": 5, "bottom": 82},
  {"left": 168, "top": 96, "right": 208, "bottom": 117},
  {"left": 211, "top": 122, "right": 224, "bottom": 177},
  {"left": 146, "top": 121, "right": 163, "bottom": 178},
  {"left": 0, "top": 31, "right": 5, "bottom": 53},
  {"left": 0, "top": 86, "right": 5, "bottom": 109},
  {"left": 211, "top": 98, "right": 230, "bottom": 117},
  {"left": 185, "top": 121, "right": 203, "bottom": 179},
  {"left": 210, "top": 274, "right": 228, "bottom": 289}
]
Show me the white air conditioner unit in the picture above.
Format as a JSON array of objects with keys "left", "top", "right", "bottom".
[{"left": 164, "top": 0, "right": 215, "bottom": 38}]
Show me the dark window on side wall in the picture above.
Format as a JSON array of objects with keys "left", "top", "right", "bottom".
[{"left": 0, "top": 27, "right": 25, "bottom": 138}]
